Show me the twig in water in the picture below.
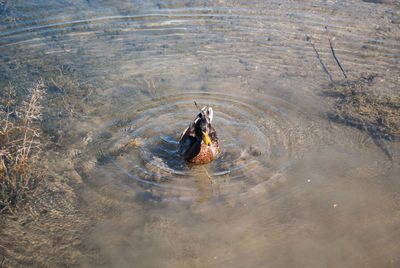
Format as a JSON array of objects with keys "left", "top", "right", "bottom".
[
  {"left": 325, "top": 26, "right": 347, "bottom": 79},
  {"left": 308, "top": 37, "right": 333, "bottom": 82}
]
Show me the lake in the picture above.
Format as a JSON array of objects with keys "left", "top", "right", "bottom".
[{"left": 0, "top": 0, "right": 399, "bottom": 267}]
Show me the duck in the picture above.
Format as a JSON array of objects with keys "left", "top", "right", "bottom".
[{"left": 178, "top": 102, "right": 219, "bottom": 164}]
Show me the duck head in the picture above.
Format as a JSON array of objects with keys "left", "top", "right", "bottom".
[{"left": 194, "top": 102, "right": 213, "bottom": 146}]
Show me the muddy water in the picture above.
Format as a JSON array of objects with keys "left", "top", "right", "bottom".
[{"left": 1, "top": 0, "right": 400, "bottom": 267}]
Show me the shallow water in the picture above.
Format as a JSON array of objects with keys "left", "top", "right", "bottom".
[{"left": 1, "top": 0, "right": 400, "bottom": 267}]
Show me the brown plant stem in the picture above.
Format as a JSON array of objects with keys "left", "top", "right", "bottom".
[{"left": 325, "top": 26, "right": 348, "bottom": 79}]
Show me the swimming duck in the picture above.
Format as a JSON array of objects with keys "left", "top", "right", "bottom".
[{"left": 178, "top": 102, "right": 219, "bottom": 164}]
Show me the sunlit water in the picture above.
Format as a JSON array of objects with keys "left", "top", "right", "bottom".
[{"left": 1, "top": 0, "right": 400, "bottom": 267}]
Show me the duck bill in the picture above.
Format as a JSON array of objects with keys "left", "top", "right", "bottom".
[{"left": 202, "top": 131, "right": 212, "bottom": 146}]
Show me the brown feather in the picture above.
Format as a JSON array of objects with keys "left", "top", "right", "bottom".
[{"left": 178, "top": 106, "right": 219, "bottom": 164}]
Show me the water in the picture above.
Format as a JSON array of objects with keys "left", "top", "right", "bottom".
[{"left": 1, "top": 0, "right": 400, "bottom": 267}]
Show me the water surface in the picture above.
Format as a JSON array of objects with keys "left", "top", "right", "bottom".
[{"left": 1, "top": 0, "right": 399, "bottom": 267}]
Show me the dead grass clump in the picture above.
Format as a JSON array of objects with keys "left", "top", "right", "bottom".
[
  {"left": 0, "top": 81, "right": 45, "bottom": 215},
  {"left": 324, "top": 74, "right": 400, "bottom": 141}
]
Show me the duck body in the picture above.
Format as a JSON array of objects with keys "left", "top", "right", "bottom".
[{"left": 178, "top": 105, "right": 219, "bottom": 164}]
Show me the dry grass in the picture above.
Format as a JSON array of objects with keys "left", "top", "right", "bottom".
[
  {"left": 324, "top": 74, "right": 400, "bottom": 141},
  {"left": 0, "top": 81, "right": 45, "bottom": 215},
  {"left": 0, "top": 79, "right": 95, "bottom": 267}
]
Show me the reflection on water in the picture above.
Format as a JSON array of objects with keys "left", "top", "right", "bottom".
[{"left": 1, "top": 0, "right": 400, "bottom": 267}]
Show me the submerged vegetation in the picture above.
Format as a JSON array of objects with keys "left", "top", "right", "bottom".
[
  {"left": 311, "top": 26, "right": 399, "bottom": 145},
  {"left": 0, "top": 81, "right": 45, "bottom": 215},
  {"left": 0, "top": 76, "right": 95, "bottom": 267},
  {"left": 324, "top": 74, "right": 400, "bottom": 141}
]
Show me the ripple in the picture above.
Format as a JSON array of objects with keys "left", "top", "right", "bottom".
[
  {"left": 95, "top": 92, "right": 315, "bottom": 198},
  {"left": 2, "top": 2, "right": 398, "bottom": 197},
  {"left": 2, "top": 5, "right": 399, "bottom": 70}
]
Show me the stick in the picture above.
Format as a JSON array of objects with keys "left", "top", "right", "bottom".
[
  {"left": 308, "top": 36, "right": 333, "bottom": 82},
  {"left": 325, "top": 26, "right": 347, "bottom": 79}
]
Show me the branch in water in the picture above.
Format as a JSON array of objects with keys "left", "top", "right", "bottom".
[
  {"left": 325, "top": 26, "right": 347, "bottom": 79},
  {"left": 307, "top": 36, "right": 333, "bottom": 82}
]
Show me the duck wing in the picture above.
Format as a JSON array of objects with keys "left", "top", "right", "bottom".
[
  {"left": 178, "top": 123, "right": 201, "bottom": 160},
  {"left": 180, "top": 136, "right": 201, "bottom": 160}
]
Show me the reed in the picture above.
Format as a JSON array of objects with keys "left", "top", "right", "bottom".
[{"left": 0, "top": 81, "right": 45, "bottom": 215}]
